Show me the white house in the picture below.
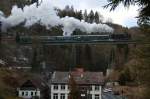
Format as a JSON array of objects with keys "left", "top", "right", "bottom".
[
  {"left": 18, "top": 80, "right": 40, "bottom": 99},
  {"left": 50, "top": 68, "right": 105, "bottom": 99}
]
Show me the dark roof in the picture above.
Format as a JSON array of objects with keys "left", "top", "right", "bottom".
[
  {"left": 51, "top": 71, "right": 104, "bottom": 85},
  {"left": 51, "top": 72, "right": 69, "bottom": 84},
  {"left": 19, "top": 75, "right": 48, "bottom": 91},
  {"left": 20, "top": 80, "right": 37, "bottom": 90}
]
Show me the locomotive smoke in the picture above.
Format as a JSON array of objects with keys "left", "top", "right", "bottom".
[{"left": 0, "top": 0, "right": 113, "bottom": 36}]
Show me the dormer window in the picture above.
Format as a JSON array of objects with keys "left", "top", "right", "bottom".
[
  {"left": 25, "top": 92, "right": 28, "bottom": 96},
  {"left": 89, "top": 86, "right": 92, "bottom": 91},
  {"left": 54, "top": 85, "right": 58, "bottom": 90},
  {"left": 31, "top": 92, "right": 33, "bottom": 96},
  {"left": 35, "top": 91, "right": 37, "bottom": 95},
  {"left": 61, "top": 85, "right": 65, "bottom": 90},
  {"left": 22, "top": 92, "right": 24, "bottom": 96}
]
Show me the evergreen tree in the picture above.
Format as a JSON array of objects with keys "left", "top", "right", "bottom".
[
  {"left": 65, "top": 5, "right": 70, "bottom": 16},
  {"left": 76, "top": 10, "right": 83, "bottom": 21},
  {"left": 61, "top": 10, "right": 67, "bottom": 18},
  {"left": 88, "top": 10, "right": 95, "bottom": 23},
  {"left": 0, "top": 0, "right": 30, "bottom": 15},
  {"left": 70, "top": 6, "right": 76, "bottom": 17},
  {"left": 31, "top": 0, "right": 39, "bottom": 6},
  {"left": 94, "top": 11, "right": 100, "bottom": 23},
  {"left": 58, "top": 5, "right": 76, "bottom": 18},
  {"left": 14, "top": 0, "right": 31, "bottom": 8},
  {"left": 83, "top": 10, "right": 88, "bottom": 22}
]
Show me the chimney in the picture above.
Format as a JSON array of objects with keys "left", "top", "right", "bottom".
[
  {"left": 106, "top": 68, "right": 113, "bottom": 77},
  {"left": 81, "top": 74, "right": 83, "bottom": 78},
  {"left": 75, "top": 68, "right": 84, "bottom": 73},
  {"left": 68, "top": 74, "right": 71, "bottom": 78},
  {"left": 74, "top": 68, "right": 84, "bottom": 78}
]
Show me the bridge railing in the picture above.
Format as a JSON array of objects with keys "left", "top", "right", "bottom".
[{"left": 16, "top": 34, "right": 135, "bottom": 44}]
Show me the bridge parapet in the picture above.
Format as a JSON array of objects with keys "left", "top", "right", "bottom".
[{"left": 17, "top": 34, "right": 134, "bottom": 45}]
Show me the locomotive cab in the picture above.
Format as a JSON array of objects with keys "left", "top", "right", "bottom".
[{"left": 110, "top": 33, "right": 131, "bottom": 40}]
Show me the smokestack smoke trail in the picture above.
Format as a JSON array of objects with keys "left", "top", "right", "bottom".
[{"left": 0, "top": 0, "right": 113, "bottom": 36}]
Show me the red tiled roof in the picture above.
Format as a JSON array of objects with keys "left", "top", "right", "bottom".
[{"left": 51, "top": 70, "right": 104, "bottom": 85}]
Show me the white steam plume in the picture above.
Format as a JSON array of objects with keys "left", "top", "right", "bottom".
[{"left": 0, "top": 0, "right": 113, "bottom": 36}]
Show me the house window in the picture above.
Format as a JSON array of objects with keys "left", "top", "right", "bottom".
[
  {"left": 53, "top": 93, "right": 58, "bottom": 99},
  {"left": 88, "top": 94, "right": 92, "bottom": 99},
  {"left": 25, "top": 92, "right": 28, "bottom": 96},
  {"left": 60, "top": 94, "right": 65, "bottom": 99},
  {"left": 80, "top": 86, "right": 85, "bottom": 90},
  {"left": 95, "top": 86, "right": 99, "bottom": 91},
  {"left": 68, "top": 86, "right": 70, "bottom": 90},
  {"left": 35, "top": 92, "right": 37, "bottom": 96},
  {"left": 89, "top": 86, "right": 92, "bottom": 91},
  {"left": 61, "top": 85, "right": 65, "bottom": 90},
  {"left": 22, "top": 92, "right": 24, "bottom": 96},
  {"left": 54, "top": 85, "right": 58, "bottom": 90},
  {"left": 31, "top": 92, "right": 33, "bottom": 96},
  {"left": 95, "top": 94, "right": 99, "bottom": 99}
]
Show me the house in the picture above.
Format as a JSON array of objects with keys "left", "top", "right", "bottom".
[
  {"left": 17, "top": 80, "right": 41, "bottom": 99},
  {"left": 50, "top": 68, "right": 105, "bottom": 99}
]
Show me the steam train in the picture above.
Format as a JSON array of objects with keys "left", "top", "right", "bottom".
[
  {"left": 0, "top": 20, "right": 131, "bottom": 43},
  {"left": 17, "top": 34, "right": 131, "bottom": 44}
]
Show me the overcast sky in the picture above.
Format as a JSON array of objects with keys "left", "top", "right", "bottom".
[{"left": 50, "top": 0, "right": 139, "bottom": 27}]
